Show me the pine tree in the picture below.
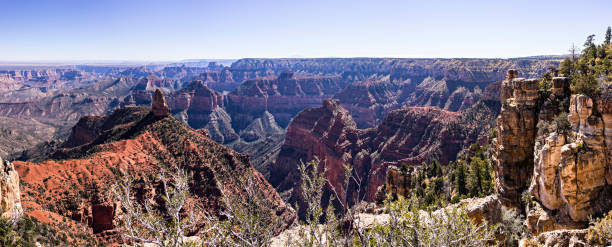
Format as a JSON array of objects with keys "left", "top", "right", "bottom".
[
  {"left": 432, "top": 159, "right": 442, "bottom": 177},
  {"left": 560, "top": 58, "right": 574, "bottom": 76},
  {"left": 467, "top": 157, "right": 484, "bottom": 197},
  {"left": 454, "top": 162, "right": 467, "bottom": 196},
  {"left": 605, "top": 26, "right": 611, "bottom": 45},
  {"left": 584, "top": 34, "right": 595, "bottom": 48},
  {"left": 481, "top": 158, "right": 494, "bottom": 194}
]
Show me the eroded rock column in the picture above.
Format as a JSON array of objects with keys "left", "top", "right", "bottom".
[{"left": 494, "top": 73, "right": 539, "bottom": 207}]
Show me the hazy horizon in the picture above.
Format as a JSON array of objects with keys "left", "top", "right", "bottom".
[{"left": 1, "top": 0, "right": 610, "bottom": 61}]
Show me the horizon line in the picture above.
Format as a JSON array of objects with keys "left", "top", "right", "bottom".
[{"left": 0, "top": 54, "right": 569, "bottom": 65}]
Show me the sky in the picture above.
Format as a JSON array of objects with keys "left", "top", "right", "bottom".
[{"left": 0, "top": 0, "right": 611, "bottom": 61}]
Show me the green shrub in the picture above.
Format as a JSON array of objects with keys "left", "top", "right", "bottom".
[
  {"left": 501, "top": 207, "right": 527, "bottom": 247},
  {"left": 554, "top": 112, "right": 571, "bottom": 134}
]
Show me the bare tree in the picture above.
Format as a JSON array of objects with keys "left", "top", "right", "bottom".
[
  {"left": 112, "top": 167, "right": 199, "bottom": 247},
  {"left": 570, "top": 43, "right": 580, "bottom": 61},
  {"left": 202, "top": 170, "right": 283, "bottom": 247}
]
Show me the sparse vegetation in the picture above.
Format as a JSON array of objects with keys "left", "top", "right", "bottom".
[
  {"left": 290, "top": 158, "right": 500, "bottom": 246},
  {"left": 0, "top": 214, "right": 79, "bottom": 247},
  {"left": 111, "top": 157, "right": 502, "bottom": 246}
]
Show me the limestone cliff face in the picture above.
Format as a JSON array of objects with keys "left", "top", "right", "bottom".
[
  {"left": 494, "top": 70, "right": 611, "bottom": 231},
  {"left": 530, "top": 93, "right": 611, "bottom": 223},
  {"left": 270, "top": 99, "right": 359, "bottom": 196},
  {"left": 598, "top": 85, "right": 612, "bottom": 185},
  {"left": 0, "top": 156, "right": 22, "bottom": 218},
  {"left": 334, "top": 77, "right": 493, "bottom": 129}
]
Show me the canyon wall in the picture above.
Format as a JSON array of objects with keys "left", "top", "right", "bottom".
[
  {"left": 271, "top": 97, "right": 500, "bottom": 214},
  {"left": 226, "top": 71, "right": 348, "bottom": 129}
]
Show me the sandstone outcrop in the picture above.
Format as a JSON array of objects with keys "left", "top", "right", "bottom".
[
  {"left": 449, "top": 195, "right": 502, "bottom": 226},
  {"left": 598, "top": 84, "right": 612, "bottom": 185},
  {"left": 493, "top": 70, "right": 611, "bottom": 233},
  {"left": 493, "top": 72, "right": 540, "bottom": 207},
  {"left": 529, "top": 93, "right": 611, "bottom": 223},
  {"left": 0, "top": 156, "right": 22, "bottom": 218}
]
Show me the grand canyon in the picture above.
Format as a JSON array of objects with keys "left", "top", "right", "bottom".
[{"left": 1, "top": 1, "right": 611, "bottom": 246}]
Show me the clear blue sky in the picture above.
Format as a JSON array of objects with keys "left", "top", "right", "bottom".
[{"left": 1, "top": 0, "right": 610, "bottom": 61}]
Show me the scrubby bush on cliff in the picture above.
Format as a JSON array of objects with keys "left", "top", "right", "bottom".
[
  {"left": 114, "top": 165, "right": 285, "bottom": 247},
  {"left": 202, "top": 170, "right": 284, "bottom": 247},
  {"left": 538, "top": 71, "right": 553, "bottom": 99},
  {"left": 288, "top": 158, "right": 344, "bottom": 247},
  {"left": 359, "top": 196, "right": 499, "bottom": 247},
  {"left": 112, "top": 167, "right": 200, "bottom": 247},
  {"left": 586, "top": 210, "right": 612, "bottom": 245},
  {"left": 501, "top": 207, "right": 527, "bottom": 247}
]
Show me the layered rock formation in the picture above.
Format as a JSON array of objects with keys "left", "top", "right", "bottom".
[
  {"left": 14, "top": 93, "right": 296, "bottom": 240},
  {"left": 126, "top": 80, "right": 236, "bottom": 143},
  {"left": 190, "top": 69, "right": 242, "bottom": 92},
  {"left": 0, "top": 156, "right": 22, "bottom": 218},
  {"left": 234, "top": 58, "right": 558, "bottom": 129},
  {"left": 333, "top": 79, "right": 413, "bottom": 128},
  {"left": 230, "top": 58, "right": 560, "bottom": 84},
  {"left": 227, "top": 71, "right": 348, "bottom": 129},
  {"left": 271, "top": 98, "right": 500, "bottom": 213}
]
